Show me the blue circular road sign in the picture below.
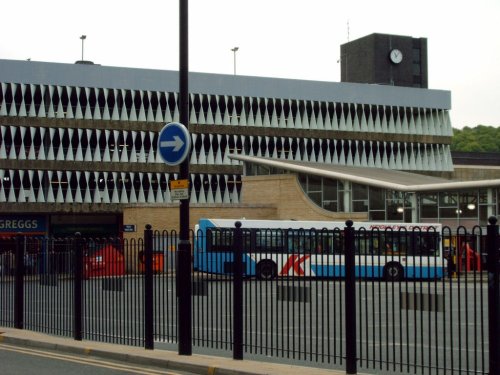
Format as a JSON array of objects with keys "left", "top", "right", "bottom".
[{"left": 157, "top": 122, "right": 191, "bottom": 166}]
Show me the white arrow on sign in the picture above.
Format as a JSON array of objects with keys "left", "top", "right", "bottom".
[{"left": 160, "top": 136, "right": 184, "bottom": 152}]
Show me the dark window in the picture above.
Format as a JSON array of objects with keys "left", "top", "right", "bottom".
[
  {"left": 255, "top": 229, "right": 285, "bottom": 252},
  {"left": 207, "top": 228, "right": 234, "bottom": 252}
]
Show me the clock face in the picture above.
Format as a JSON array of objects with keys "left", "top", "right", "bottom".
[{"left": 390, "top": 49, "right": 403, "bottom": 64}]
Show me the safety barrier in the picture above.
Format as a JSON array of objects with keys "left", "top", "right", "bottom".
[{"left": 0, "top": 218, "right": 498, "bottom": 374}]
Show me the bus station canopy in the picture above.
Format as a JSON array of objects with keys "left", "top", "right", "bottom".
[{"left": 229, "top": 154, "right": 500, "bottom": 192}]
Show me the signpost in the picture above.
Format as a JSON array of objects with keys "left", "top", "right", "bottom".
[
  {"left": 157, "top": 122, "right": 192, "bottom": 355},
  {"left": 157, "top": 120, "right": 192, "bottom": 356},
  {"left": 178, "top": 0, "right": 191, "bottom": 356},
  {"left": 157, "top": 122, "right": 191, "bottom": 166}
]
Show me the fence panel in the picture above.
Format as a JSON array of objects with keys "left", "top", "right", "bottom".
[
  {"left": 23, "top": 237, "right": 73, "bottom": 336},
  {"left": 192, "top": 225, "right": 347, "bottom": 364},
  {"left": 353, "top": 226, "right": 488, "bottom": 374},
  {"left": 0, "top": 236, "right": 16, "bottom": 327},
  {"left": 152, "top": 229, "right": 178, "bottom": 345},
  {"left": 192, "top": 247, "right": 234, "bottom": 352},
  {"left": 0, "top": 220, "right": 495, "bottom": 375},
  {"left": 244, "top": 238, "right": 346, "bottom": 364},
  {"left": 81, "top": 236, "right": 143, "bottom": 346},
  {"left": 192, "top": 222, "right": 491, "bottom": 374}
]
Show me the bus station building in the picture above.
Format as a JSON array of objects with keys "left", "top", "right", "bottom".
[{"left": 1, "top": 49, "right": 499, "bottom": 237}]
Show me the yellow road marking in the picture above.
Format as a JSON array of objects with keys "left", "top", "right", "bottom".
[{"left": 0, "top": 343, "right": 183, "bottom": 375}]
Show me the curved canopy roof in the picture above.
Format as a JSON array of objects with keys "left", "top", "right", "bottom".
[{"left": 230, "top": 154, "right": 500, "bottom": 192}]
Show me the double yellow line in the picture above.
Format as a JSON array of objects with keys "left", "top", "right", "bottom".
[{"left": 0, "top": 343, "right": 183, "bottom": 375}]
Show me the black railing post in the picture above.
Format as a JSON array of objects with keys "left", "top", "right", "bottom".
[
  {"left": 233, "top": 221, "right": 244, "bottom": 360},
  {"left": 14, "top": 234, "right": 24, "bottom": 329},
  {"left": 144, "top": 224, "right": 154, "bottom": 350},
  {"left": 74, "top": 232, "right": 83, "bottom": 341},
  {"left": 344, "top": 220, "right": 357, "bottom": 374},
  {"left": 487, "top": 216, "right": 500, "bottom": 375}
]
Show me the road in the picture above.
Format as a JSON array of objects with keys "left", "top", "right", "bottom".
[{"left": 0, "top": 342, "right": 195, "bottom": 375}]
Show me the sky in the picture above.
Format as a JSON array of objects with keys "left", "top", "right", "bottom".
[{"left": 1, "top": 0, "right": 499, "bottom": 129}]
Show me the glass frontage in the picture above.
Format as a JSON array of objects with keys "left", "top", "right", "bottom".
[
  {"left": 420, "top": 194, "right": 438, "bottom": 219},
  {"left": 298, "top": 173, "right": 499, "bottom": 226},
  {"left": 299, "top": 175, "right": 414, "bottom": 222},
  {"left": 420, "top": 189, "right": 498, "bottom": 227},
  {"left": 386, "top": 191, "right": 409, "bottom": 222},
  {"left": 352, "top": 184, "right": 368, "bottom": 212},
  {"left": 246, "top": 163, "right": 499, "bottom": 226},
  {"left": 299, "top": 175, "right": 344, "bottom": 212}
]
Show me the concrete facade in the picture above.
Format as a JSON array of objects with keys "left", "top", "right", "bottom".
[{"left": 5, "top": 54, "right": 496, "bottom": 235}]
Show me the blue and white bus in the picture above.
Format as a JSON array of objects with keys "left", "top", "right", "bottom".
[{"left": 193, "top": 218, "right": 444, "bottom": 281}]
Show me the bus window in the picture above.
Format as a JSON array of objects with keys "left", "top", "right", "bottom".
[
  {"left": 371, "top": 236, "right": 383, "bottom": 255},
  {"left": 330, "top": 233, "right": 343, "bottom": 254},
  {"left": 255, "top": 229, "right": 285, "bottom": 253},
  {"left": 420, "top": 233, "right": 439, "bottom": 256},
  {"left": 207, "top": 228, "right": 233, "bottom": 252},
  {"left": 393, "top": 234, "right": 407, "bottom": 255},
  {"left": 287, "top": 230, "right": 307, "bottom": 253},
  {"left": 406, "top": 232, "right": 439, "bottom": 256},
  {"left": 316, "top": 232, "right": 334, "bottom": 254},
  {"left": 355, "top": 232, "right": 368, "bottom": 255}
]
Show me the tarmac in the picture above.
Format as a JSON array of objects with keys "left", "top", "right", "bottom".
[{"left": 0, "top": 326, "right": 354, "bottom": 375}]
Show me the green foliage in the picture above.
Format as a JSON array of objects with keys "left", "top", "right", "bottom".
[{"left": 451, "top": 125, "right": 500, "bottom": 152}]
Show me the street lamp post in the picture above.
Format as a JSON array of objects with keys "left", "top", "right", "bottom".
[
  {"left": 80, "top": 35, "right": 87, "bottom": 61},
  {"left": 231, "top": 47, "right": 239, "bottom": 75}
]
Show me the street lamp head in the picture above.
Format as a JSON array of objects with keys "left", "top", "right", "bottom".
[
  {"left": 80, "top": 35, "right": 87, "bottom": 40},
  {"left": 231, "top": 47, "right": 239, "bottom": 75}
]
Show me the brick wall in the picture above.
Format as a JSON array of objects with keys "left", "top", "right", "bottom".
[
  {"left": 123, "top": 173, "right": 367, "bottom": 237},
  {"left": 123, "top": 204, "right": 277, "bottom": 235}
]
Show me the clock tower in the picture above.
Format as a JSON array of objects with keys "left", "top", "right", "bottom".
[{"left": 340, "top": 33, "right": 428, "bottom": 88}]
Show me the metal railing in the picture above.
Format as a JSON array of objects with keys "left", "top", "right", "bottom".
[{"left": 0, "top": 218, "right": 498, "bottom": 374}]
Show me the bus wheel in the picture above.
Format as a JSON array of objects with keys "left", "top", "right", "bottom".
[
  {"left": 383, "top": 263, "right": 404, "bottom": 281},
  {"left": 256, "top": 261, "right": 277, "bottom": 280}
]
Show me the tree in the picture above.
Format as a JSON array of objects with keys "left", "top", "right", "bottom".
[{"left": 451, "top": 125, "right": 500, "bottom": 152}]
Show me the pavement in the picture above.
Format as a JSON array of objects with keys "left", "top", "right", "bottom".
[{"left": 0, "top": 327, "right": 351, "bottom": 375}]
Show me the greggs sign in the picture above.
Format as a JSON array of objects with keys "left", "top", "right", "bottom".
[{"left": 0, "top": 215, "right": 47, "bottom": 234}]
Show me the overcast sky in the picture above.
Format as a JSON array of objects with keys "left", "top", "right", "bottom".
[{"left": 2, "top": 0, "right": 499, "bottom": 129}]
